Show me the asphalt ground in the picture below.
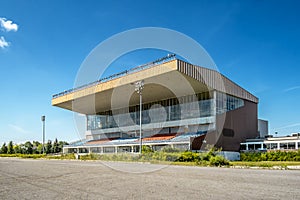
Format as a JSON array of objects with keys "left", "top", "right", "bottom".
[{"left": 0, "top": 158, "right": 299, "bottom": 200}]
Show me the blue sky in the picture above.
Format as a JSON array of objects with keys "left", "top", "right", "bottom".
[{"left": 0, "top": 0, "right": 300, "bottom": 144}]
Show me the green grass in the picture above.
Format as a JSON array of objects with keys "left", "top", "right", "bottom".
[
  {"left": 0, "top": 154, "right": 46, "bottom": 159},
  {"left": 3, "top": 150, "right": 300, "bottom": 169},
  {"left": 0, "top": 153, "right": 76, "bottom": 160},
  {"left": 46, "top": 153, "right": 76, "bottom": 160},
  {"left": 230, "top": 161, "right": 300, "bottom": 168}
]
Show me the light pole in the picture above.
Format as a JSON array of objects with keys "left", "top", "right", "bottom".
[
  {"left": 134, "top": 80, "right": 144, "bottom": 154},
  {"left": 41, "top": 115, "right": 45, "bottom": 154}
]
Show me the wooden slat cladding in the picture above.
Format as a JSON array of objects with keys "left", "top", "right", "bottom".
[{"left": 177, "top": 60, "right": 258, "bottom": 103}]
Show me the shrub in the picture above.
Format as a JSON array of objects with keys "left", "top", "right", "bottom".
[
  {"left": 80, "top": 153, "right": 99, "bottom": 160},
  {"left": 177, "top": 151, "right": 199, "bottom": 162},
  {"left": 59, "top": 153, "right": 76, "bottom": 160},
  {"left": 165, "top": 153, "right": 180, "bottom": 162},
  {"left": 161, "top": 147, "right": 182, "bottom": 153},
  {"left": 142, "top": 146, "right": 154, "bottom": 154},
  {"left": 209, "top": 155, "right": 230, "bottom": 166},
  {"left": 240, "top": 150, "right": 300, "bottom": 162}
]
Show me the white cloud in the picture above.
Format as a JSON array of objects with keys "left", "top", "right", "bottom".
[
  {"left": 0, "top": 17, "right": 18, "bottom": 32},
  {"left": 0, "top": 36, "right": 9, "bottom": 48},
  {"left": 8, "top": 124, "right": 30, "bottom": 134},
  {"left": 273, "top": 122, "right": 300, "bottom": 130},
  {"left": 284, "top": 86, "right": 300, "bottom": 92}
]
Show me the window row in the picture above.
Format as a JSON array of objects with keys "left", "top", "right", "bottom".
[{"left": 87, "top": 99, "right": 214, "bottom": 130}]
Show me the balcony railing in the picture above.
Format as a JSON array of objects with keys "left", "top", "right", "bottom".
[{"left": 52, "top": 54, "right": 176, "bottom": 99}]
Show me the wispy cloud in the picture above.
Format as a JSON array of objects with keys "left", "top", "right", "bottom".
[
  {"left": 8, "top": 124, "right": 30, "bottom": 134},
  {"left": 283, "top": 86, "right": 300, "bottom": 92},
  {"left": 273, "top": 122, "right": 300, "bottom": 130},
  {"left": 0, "top": 17, "right": 18, "bottom": 32},
  {"left": 0, "top": 36, "right": 9, "bottom": 48}
]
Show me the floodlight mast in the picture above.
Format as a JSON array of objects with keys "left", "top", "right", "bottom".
[
  {"left": 134, "top": 80, "right": 144, "bottom": 154},
  {"left": 41, "top": 116, "right": 45, "bottom": 154}
]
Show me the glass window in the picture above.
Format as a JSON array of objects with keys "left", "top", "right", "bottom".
[
  {"left": 288, "top": 142, "right": 296, "bottom": 149},
  {"left": 268, "top": 143, "right": 278, "bottom": 150},
  {"left": 103, "top": 147, "right": 115, "bottom": 153},
  {"left": 248, "top": 144, "right": 255, "bottom": 150},
  {"left": 240, "top": 144, "right": 246, "bottom": 150},
  {"left": 280, "top": 143, "right": 288, "bottom": 149},
  {"left": 87, "top": 92, "right": 216, "bottom": 130},
  {"left": 254, "top": 144, "right": 262, "bottom": 150}
]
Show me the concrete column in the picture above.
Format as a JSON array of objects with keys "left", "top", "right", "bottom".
[
  {"left": 246, "top": 144, "right": 248, "bottom": 151},
  {"left": 168, "top": 99, "right": 171, "bottom": 121},
  {"left": 277, "top": 143, "right": 280, "bottom": 150},
  {"left": 115, "top": 146, "right": 118, "bottom": 153},
  {"left": 212, "top": 90, "right": 217, "bottom": 130},
  {"left": 296, "top": 142, "right": 298, "bottom": 150},
  {"left": 261, "top": 143, "right": 264, "bottom": 150}
]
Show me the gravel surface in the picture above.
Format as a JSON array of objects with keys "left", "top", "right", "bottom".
[{"left": 0, "top": 158, "right": 299, "bottom": 200}]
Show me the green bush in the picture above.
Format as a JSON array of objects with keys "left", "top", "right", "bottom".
[
  {"left": 177, "top": 151, "right": 199, "bottom": 162},
  {"left": 209, "top": 155, "right": 230, "bottom": 166},
  {"left": 241, "top": 150, "right": 300, "bottom": 162},
  {"left": 165, "top": 153, "right": 180, "bottom": 162},
  {"left": 57, "top": 153, "right": 76, "bottom": 160},
  {"left": 0, "top": 147, "right": 230, "bottom": 167},
  {"left": 80, "top": 153, "right": 100, "bottom": 160},
  {"left": 0, "top": 153, "right": 46, "bottom": 159},
  {"left": 161, "top": 147, "right": 182, "bottom": 153},
  {"left": 142, "top": 146, "right": 154, "bottom": 153}
]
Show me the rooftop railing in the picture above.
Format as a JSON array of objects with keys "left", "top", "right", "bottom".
[{"left": 52, "top": 54, "right": 176, "bottom": 99}]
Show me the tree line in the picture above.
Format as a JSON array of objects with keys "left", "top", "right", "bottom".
[{"left": 0, "top": 138, "right": 68, "bottom": 154}]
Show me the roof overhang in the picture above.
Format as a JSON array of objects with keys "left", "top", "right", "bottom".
[
  {"left": 52, "top": 60, "right": 212, "bottom": 114},
  {"left": 52, "top": 59, "right": 258, "bottom": 114}
]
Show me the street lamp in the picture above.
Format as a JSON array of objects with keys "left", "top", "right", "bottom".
[
  {"left": 134, "top": 80, "right": 144, "bottom": 154},
  {"left": 41, "top": 116, "right": 45, "bottom": 154}
]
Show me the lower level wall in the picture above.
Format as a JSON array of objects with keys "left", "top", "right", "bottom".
[
  {"left": 215, "top": 100, "right": 258, "bottom": 151},
  {"left": 192, "top": 100, "right": 258, "bottom": 152}
]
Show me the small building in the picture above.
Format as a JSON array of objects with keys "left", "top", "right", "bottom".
[
  {"left": 240, "top": 133, "right": 300, "bottom": 151},
  {"left": 258, "top": 119, "right": 268, "bottom": 138}
]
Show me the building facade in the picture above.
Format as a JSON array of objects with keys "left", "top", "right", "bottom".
[
  {"left": 52, "top": 56, "right": 259, "bottom": 153},
  {"left": 241, "top": 133, "right": 300, "bottom": 151}
]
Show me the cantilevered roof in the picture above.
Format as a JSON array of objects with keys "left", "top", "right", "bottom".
[{"left": 52, "top": 57, "right": 258, "bottom": 114}]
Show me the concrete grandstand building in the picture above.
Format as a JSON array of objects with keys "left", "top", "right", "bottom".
[{"left": 52, "top": 55, "right": 259, "bottom": 153}]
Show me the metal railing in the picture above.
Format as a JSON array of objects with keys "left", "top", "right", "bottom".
[{"left": 52, "top": 54, "right": 176, "bottom": 99}]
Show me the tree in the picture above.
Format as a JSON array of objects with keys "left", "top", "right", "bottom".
[
  {"left": 13, "top": 144, "right": 22, "bottom": 154},
  {"left": 32, "top": 141, "right": 41, "bottom": 154},
  {"left": 52, "top": 138, "right": 59, "bottom": 153},
  {"left": 7, "top": 141, "right": 13, "bottom": 154},
  {"left": 19, "top": 144, "right": 26, "bottom": 154},
  {"left": 58, "top": 141, "right": 68, "bottom": 153},
  {"left": 37, "top": 143, "right": 43, "bottom": 154},
  {"left": 45, "top": 140, "right": 52, "bottom": 154},
  {"left": 1, "top": 143, "right": 8, "bottom": 154},
  {"left": 24, "top": 141, "right": 33, "bottom": 154}
]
